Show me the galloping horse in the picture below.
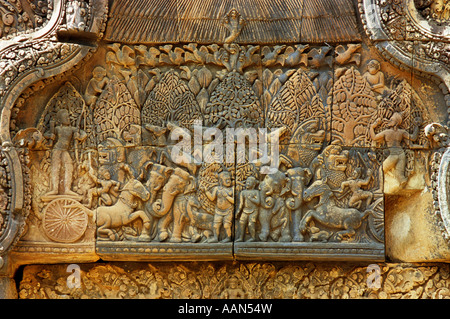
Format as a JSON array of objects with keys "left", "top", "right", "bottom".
[{"left": 299, "top": 178, "right": 372, "bottom": 241}]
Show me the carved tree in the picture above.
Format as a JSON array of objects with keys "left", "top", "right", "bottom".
[
  {"left": 142, "top": 70, "right": 202, "bottom": 130},
  {"left": 329, "top": 67, "right": 378, "bottom": 147},
  {"left": 204, "top": 70, "right": 262, "bottom": 129},
  {"left": 93, "top": 79, "right": 141, "bottom": 144},
  {"left": 267, "top": 68, "right": 326, "bottom": 144}
]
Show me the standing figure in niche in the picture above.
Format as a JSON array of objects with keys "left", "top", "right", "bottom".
[
  {"left": 45, "top": 109, "right": 87, "bottom": 196},
  {"left": 220, "top": 275, "right": 246, "bottom": 299},
  {"left": 66, "top": 0, "right": 87, "bottom": 31},
  {"left": 236, "top": 176, "right": 260, "bottom": 242},
  {"left": 370, "top": 113, "right": 421, "bottom": 187},
  {"left": 206, "top": 170, "right": 234, "bottom": 243},
  {"left": 363, "top": 59, "right": 387, "bottom": 95}
]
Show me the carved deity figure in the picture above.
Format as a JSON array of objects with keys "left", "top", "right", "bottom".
[
  {"left": 223, "top": 8, "right": 246, "bottom": 44},
  {"left": 66, "top": 0, "right": 87, "bottom": 31},
  {"left": 86, "top": 166, "right": 120, "bottom": 208},
  {"left": 236, "top": 176, "right": 260, "bottom": 242},
  {"left": 338, "top": 168, "right": 373, "bottom": 209},
  {"left": 205, "top": 170, "right": 234, "bottom": 243},
  {"left": 370, "top": 113, "right": 421, "bottom": 187},
  {"left": 363, "top": 60, "right": 387, "bottom": 94},
  {"left": 220, "top": 276, "right": 246, "bottom": 299},
  {"left": 84, "top": 66, "right": 109, "bottom": 106},
  {"left": 44, "top": 109, "right": 87, "bottom": 197}
]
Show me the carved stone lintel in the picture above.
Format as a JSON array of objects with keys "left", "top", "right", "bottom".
[{"left": 17, "top": 261, "right": 450, "bottom": 299}]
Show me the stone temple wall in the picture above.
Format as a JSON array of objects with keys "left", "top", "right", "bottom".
[{"left": 0, "top": 0, "right": 450, "bottom": 299}]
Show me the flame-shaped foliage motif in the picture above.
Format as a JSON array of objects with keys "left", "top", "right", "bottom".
[
  {"left": 267, "top": 68, "right": 326, "bottom": 144},
  {"left": 142, "top": 70, "right": 202, "bottom": 129},
  {"left": 329, "top": 67, "right": 378, "bottom": 147},
  {"left": 94, "top": 79, "right": 141, "bottom": 144}
]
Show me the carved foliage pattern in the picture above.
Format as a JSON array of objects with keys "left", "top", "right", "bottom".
[
  {"left": 0, "top": 0, "right": 52, "bottom": 39},
  {"left": 18, "top": 262, "right": 450, "bottom": 299}
]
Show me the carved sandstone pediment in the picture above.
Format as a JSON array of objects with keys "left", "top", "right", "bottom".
[{"left": 0, "top": 0, "right": 449, "bottom": 299}]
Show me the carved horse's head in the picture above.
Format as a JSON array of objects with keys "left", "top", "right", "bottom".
[
  {"left": 122, "top": 179, "right": 151, "bottom": 202},
  {"left": 303, "top": 179, "right": 332, "bottom": 203}
]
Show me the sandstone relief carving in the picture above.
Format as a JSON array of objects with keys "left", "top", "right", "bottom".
[
  {"left": 18, "top": 262, "right": 450, "bottom": 299},
  {"left": 7, "top": 40, "right": 395, "bottom": 262},
  {"left": 415, "top": 0, "right": 450, "bottom": 24},
  {"left": 0, "top": 0, "right": 52, "bottom": 40},
  {"left": 6, "top": 3, "right": 439, "bottom": 265}
]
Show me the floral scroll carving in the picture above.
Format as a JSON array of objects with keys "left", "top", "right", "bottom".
[{"left": 18, "top": 262, "right": 450, "bottom": 299}]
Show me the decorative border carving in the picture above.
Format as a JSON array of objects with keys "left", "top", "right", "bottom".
[
  {"left": 358, "top": 0, "right": 450, "bottom": 121},
  {"left": 18, "top": 261, "right": 450, "bottom": 299},
  {"left": 0, "top": 0, "right": 107, "bottom": 273}
]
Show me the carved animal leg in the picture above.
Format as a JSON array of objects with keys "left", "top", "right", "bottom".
[
  {"left": 258, "top": 209, "right": 272, "bottom": 242},
  {"left": 299, "top": 210, "right": 317, "bottom": 239},
  {"left": 127, "top": 210, "right": 151, "bottom": 241},
  {"left": 336, "top": 228, "right": 356, "bottom": 241},
  {"left": 157, "top": 213, "right": 173, "bottom": 242},
  {"left": 97, "top": 224, "right": 116, "bottom": 241},
  {"left": 170, "top": 208, "right": 188, "bottom": 243},
  {"left": 336, "top": 218, "right": 358, "bottom": 241},
  {"left": 277, "top": 208, "right": 292, "bottom": 242},
  {"left": 280, "top": 220, "right": 292, "bottom": 242},
  {"left": 292, "top": 209, "right": 304, "bottom": 241}
]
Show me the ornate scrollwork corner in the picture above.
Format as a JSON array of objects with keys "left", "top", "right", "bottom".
[
  {"left": 358, "top": 0, "right": 450, "bottom": 121},
  {"left": 425, "top": 123, "right": 450, "bottom": 242},
  {"left": 0, "top": 0, "right": 108, "bottom": 275}
]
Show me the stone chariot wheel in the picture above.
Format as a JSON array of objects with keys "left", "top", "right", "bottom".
[
  {"left": 43, "top": 198, "right": 88, "bottom": 243},
  {"left": 368, "top": 197, "right": 384, "bottom": 243}
]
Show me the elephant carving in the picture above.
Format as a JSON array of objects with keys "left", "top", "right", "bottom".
[
  {"left": 258, "top": 171, "right": 291, "bottom": 242},
  {"left": 285, "top": 167, "right": 312, "bottom": 242},
  {"left": 152, "top": 168, "right": 197, "bottom": 242},
  {"left": 139, "top": 161, "right": 173, "bottom": 240}
]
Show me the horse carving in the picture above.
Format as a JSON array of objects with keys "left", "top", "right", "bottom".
[{"left": 299, "top": 178, "right": 373, "bottom": 242}]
